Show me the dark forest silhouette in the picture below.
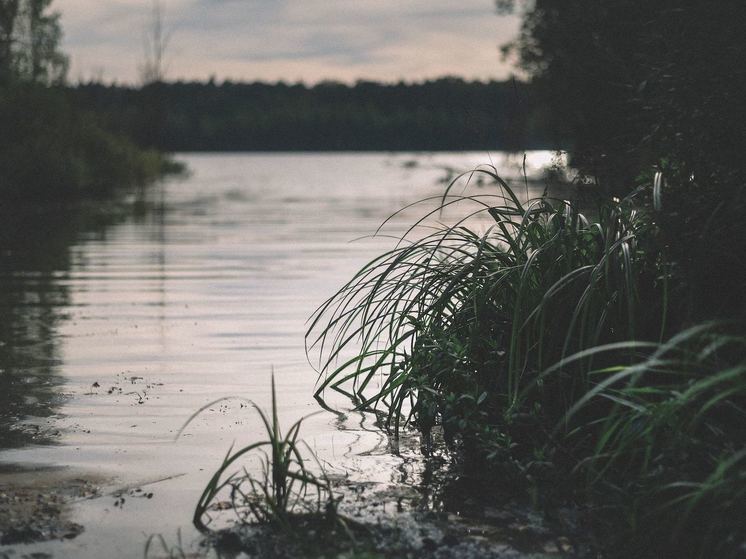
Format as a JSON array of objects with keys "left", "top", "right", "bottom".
[{"left": 70, "top": 78, "right": 556, "bottom": 152}]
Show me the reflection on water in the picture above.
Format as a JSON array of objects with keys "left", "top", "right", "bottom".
[
  {"left": 0, "top": 152, "right": 571, "bottom": 558},
  {"left": 0, "top": 206, "right": 128, "bottom": 447}
]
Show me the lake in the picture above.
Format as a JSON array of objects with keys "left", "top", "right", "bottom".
[{"left": 0, "top": 152, "right": 566, "bottom": 558}]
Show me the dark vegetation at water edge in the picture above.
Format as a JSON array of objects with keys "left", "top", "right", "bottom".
[
  {"left": 304, "top": 2, "right": 746, "bottom": 558},
  {"left": 178, "top": 376, "right": 590, "bottom": 558},
  {"left": 309, "top": 181, "right": 746, "bottom": 558},
  {"left": 0, "top": 84, "right": 180, "bottom": 201},
  {"left": 0, "top": 0, "right": 181, "bottom": 202},
  {"left": 180, "top": 376, "right": 338, "bottom": 534},
  {"left": 70, "top": 78, "right": 556, "bottom": 152}
]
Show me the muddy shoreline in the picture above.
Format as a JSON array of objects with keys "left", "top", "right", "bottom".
[
  {"left": 0, "top": 465, "right": 101, "bottom": 547},
  {"left": 0, "top": 453, "right": 595, "bottom": 558}
]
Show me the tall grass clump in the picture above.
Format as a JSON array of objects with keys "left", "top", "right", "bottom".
[
  {"left": 555, "top": 322, "right": 746, "bottom": 556},
  {"left": 307, "top": 166, "right": 745, "bottom": 556},
  {"left": 308, "top": 167, "right": 664, "bottom": 452}
]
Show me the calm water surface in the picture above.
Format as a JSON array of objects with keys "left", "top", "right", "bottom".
[{"left": 0, "top": 152, "right": 563, "bottom": 558}]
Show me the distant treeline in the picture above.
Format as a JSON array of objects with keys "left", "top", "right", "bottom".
[{"left": 70, "top": 78, "right": 558, "bottom": 152}]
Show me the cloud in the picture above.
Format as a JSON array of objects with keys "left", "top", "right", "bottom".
[{"left": 56, "top": 0, "right": 521, "bottom": 84}]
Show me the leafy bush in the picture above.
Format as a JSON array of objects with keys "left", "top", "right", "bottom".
[{"left": 0, "top": 83, "right": 179, "bottom": 201}]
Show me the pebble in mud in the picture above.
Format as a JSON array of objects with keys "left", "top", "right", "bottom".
[{"left": 112, "top": 487, "right": 155, "bottom": 508}]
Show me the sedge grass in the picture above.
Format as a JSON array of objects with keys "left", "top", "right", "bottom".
[
  {"left": 306, "top": 166, "right": 745, "bottom": 556},
  {"left": 307, "top": 166, "right": 663, "bottom": 444},
  {"left": 553, "top": 322, "right": 746, "bottom": 556}
]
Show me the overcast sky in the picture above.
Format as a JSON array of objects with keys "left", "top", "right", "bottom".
[{"left": 57, "top": 0, "right": 522, "bottom": 84}]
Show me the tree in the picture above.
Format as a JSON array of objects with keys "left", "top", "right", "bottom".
[
  {"left": 138, "top": 0, "right": 169, "bottom": 85},
  {"left": 499, "top": 1, "right": 746, "bottom": 195},
  {"left": 0, "top": 0, "right": 21, "bottom": 84},
  {"left": 0, "top": 0, "right": 67, "bottom": 85},
  {"left": 499, "top": 1, "right": 746, "bottom": 320},
  {"left": 24, "top": 0, "right": 67, "bottom": 83}
]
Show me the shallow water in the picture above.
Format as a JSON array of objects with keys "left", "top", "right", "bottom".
[{"left": 0, "top": 152, "right": 566, "bottom": 558}]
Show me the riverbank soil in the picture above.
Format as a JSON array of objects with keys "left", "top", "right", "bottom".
[{"left": 0, "top": 465, "right": 100, "bottom": 546}]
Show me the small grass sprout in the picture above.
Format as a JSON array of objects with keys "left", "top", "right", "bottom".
[{"left": 179, "top": 375, "right": 337, "bottom": 534}]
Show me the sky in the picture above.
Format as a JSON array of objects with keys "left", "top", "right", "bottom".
[{"left": 57, "top": 0, "right": 522, "bottom": 85}]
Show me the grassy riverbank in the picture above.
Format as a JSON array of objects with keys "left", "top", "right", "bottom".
[
  {"left": 307, "top": 169, "right": 745, "bottom": 557},
  {"left": 302, "top": 4, "right": 744, "bottom": 555}
]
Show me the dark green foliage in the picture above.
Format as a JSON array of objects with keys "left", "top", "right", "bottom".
[
  {"left": 499, "top": 0, "right": 746, "bottom": 324},
  {"left": 558, "top": 323, "right": 746, "bottom": 557},
  {"left": 308, "top": 172, "right": 746, "bottom": 557},
  {"left": 501, "top": 1, "right": 746, "bottom": 195},
  {"left": 0, "top": 0, "right": 68, "bottom": 86},
  {"left": 70, "top": 78, "right": 553, "bottom": 152},
  {"left": 0, "top": 83, "right": 178, "bottom": 200},
  {"left": 654, "top": 166, "right": 746, "bottom": 323},
  {"left": 0, "top": 0, "right": 181, "bottom": 201},
  {"left": 308, "top": 172, "right": 662, "bottom": 443}
]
